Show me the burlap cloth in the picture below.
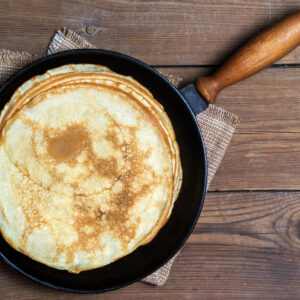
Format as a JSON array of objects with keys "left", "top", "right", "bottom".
[{"left": 0, "top": 28, "right": 239, "bottom": 287}]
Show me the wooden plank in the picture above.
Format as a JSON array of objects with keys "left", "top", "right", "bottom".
[
  {"left": 1, "top": 1, "right": 300, "bottom": 299},
  {"left": 1, "top": 192, "right": 300, "bottom": 299},
  {"left": 159, "top": 67, "right": 300, "bottom": 190},
  {"left": 1, "top": 0, "right": 300, "bottom": 65},
  {"left": 160, "top": 67, "right": 300, "bottom": 134},
  {"left": 210, "top": 132, "right": 300, "bottom": 191}
]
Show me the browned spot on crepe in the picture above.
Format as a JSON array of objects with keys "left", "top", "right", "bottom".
[{"left": 46, "top": 124, "right": 88, "bottom": 163}]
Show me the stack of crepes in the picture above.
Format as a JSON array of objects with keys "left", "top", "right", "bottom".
[{"left": 0, "top": 64, "right": 182, "bottom": 273}]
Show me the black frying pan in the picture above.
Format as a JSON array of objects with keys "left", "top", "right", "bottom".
[
  {"left": 0, "top": 49, "right": 207, "bottom": 293},
  {"left": 1, "top": 12, "right": 300, "bottom": 293}
]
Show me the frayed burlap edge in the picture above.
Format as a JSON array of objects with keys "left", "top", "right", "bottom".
[
  {"left": 0, "top": 49, "right": 38, "bottom": 67},
  {"left": 0, "top": 49, "right": 38, "bottom": 83},
  {"left": 47, "top": 27, "right": 95, "bottom": 55}
]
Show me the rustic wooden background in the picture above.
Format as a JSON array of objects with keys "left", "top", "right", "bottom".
[{"left": 1, "top": 0, "right": 300, "bottom": 299}]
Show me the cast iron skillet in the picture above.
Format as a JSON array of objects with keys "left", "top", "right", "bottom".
[
  {"left": 0, "top": 49, "right": 207, "bottom": 293},
  {"left": 1, "top": 12, "right": 300, "bottom": 293}
]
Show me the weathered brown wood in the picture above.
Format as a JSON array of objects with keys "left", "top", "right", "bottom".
[
  {"left": 2, "top": 1, "right": 300, "bottom": 299},
  {"left": 0, "top": 0, "right": 300, "bottom": 65},
  {"left": 159, "top": 67, "right": 300, "bottom": 190},
  {"left": 1, "top": 192, "right": 300, "bottom": 299},
  {"left": 160, "top": 66, "right": 300, "bottom": 134},
  {"left": 211, "top": 132, "right": 300, "bottom": 191}
]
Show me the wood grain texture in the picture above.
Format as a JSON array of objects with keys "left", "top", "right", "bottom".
[
  {"left": 1, "top": 192, "right": 300, "bottom": 299},
  {"left": 0, "top": 0, "right": 300, "bottom": 65},
  {"left": 1, "top": 1, "right": 300, "bottom": 299},
  {"left": 159, "top": 67, "right": 300, "bottom": 191}
]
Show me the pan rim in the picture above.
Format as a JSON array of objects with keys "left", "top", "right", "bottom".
[{"left": 0, "top": 49, "right": 207, "bottom": 293}]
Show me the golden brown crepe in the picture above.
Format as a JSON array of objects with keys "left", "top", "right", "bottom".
[{"left": 0, "top": 64, "right": 182, "bottom": 273}]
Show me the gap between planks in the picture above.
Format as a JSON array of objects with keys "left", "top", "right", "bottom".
[{"left": 154, "top": 64, "right": 300, "bottom": 69}]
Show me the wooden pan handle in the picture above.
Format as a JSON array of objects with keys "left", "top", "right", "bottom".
[{"left": 196, "top": 12, "right": 300, "bottom": 104}]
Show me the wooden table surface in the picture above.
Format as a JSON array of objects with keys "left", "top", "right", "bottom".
[{"left": 1, "top": 1, "right": 300, "bottom": 299}]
